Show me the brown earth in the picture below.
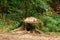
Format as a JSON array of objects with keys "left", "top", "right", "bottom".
[{"left": 0, "top": 28, "right": 60, "bottom": 40}]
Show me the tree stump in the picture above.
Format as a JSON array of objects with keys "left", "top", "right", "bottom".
[{"left": 20, "top": 17, "right": 43, "bottom": 33}]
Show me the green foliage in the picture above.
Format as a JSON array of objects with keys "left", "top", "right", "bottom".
[
  {"left": 41, "top": 15, "right": 60, "bottom": 32},
  {"left": 0, "top": 19, "right": 20, "bottom": 31},
  {"left": 0, "top": 0, "right": 60, "bottom": 33}
]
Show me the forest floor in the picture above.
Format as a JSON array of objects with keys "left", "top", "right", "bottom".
[{"left": 0, "top": 28, "right": 60, "bottom": 40}]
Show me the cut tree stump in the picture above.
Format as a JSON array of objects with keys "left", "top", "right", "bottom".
[{"left": 20, "top": 17, "right": 43, "bottom": 33}]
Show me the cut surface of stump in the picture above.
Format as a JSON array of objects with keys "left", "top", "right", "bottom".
[{"left": 24, "top": 17, "right": 38, "bottom": 23}]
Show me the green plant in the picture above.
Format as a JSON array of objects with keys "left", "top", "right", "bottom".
[{"left": 0, "top": 0, "right": 60, "bottom": 33}]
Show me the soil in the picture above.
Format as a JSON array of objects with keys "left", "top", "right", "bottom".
[{"left": 0, "top": 28, "right": 60, "bottom": 40}]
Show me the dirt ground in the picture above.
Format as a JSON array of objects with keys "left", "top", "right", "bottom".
[{"left": 0, "top": 28, "right": 60, "bottom": 40}]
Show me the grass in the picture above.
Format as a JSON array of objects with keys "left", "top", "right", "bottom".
[{"left": 0, "top": 17, "right": 20, "bottom": 32}]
